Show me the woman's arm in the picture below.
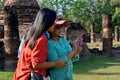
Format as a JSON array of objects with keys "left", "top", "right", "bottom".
[
  {"left": 67, "top": 44, "right": 78, "bottom": 59},
  {"left": 31, "top": 38, "right": 66, "bottom": 70},
  {"left": 73, "top": 45, "right": 82, "bottom": 58},
  {"left": 62, "top": 37, "right": 78, "bottom": 59},
  {"left": 33, "top": 59, "right": 66, "bottom": 69}
]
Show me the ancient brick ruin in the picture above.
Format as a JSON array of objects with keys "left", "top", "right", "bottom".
[
  {"left": 0, "top": 0, "right": 39, "bottom": 71},
  {"left": 67, "top": 22, "right": 91, "bottom": 61}
]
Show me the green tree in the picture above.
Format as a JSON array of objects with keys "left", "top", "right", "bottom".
[
  {"left": 38, "top": 0, "right": 118, "bottom": 33},
  {"left": 111, "top": 0, "right": 120, "bottom": 28},
  {"left": 111, "top": 0, "right": 120, "bottom": 7},
  {"left": 38, "top": 0, "right": 74, "bottom": 19},
  {"left": 113, "top": 8, "right": 120, "bottom": 26},
  {"left": 70, "top": 0, "right": 115, "bottom": 33},
  {"left": 0, "top": 0, "right": 4, "bottom": 10}
]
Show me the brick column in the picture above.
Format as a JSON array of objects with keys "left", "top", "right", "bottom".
[{"left": 4, "top": 0, "right": 39, "bottom": 71}]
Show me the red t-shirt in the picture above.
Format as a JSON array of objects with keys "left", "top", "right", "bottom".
[{"left": 14, "top": 34, "right": 48, "bottom": 80}]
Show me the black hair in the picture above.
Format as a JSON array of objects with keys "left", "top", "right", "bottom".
[{"left": 24, "top": 8, "right": 56, "bottom": 49}]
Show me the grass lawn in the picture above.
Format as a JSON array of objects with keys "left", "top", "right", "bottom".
[
  {"left": 0, "top": 72, "right": 13, "bottom": 80},
  {"left": 73, "top": 57, "right": 120, "bottom": 80},
  {"left": 86, "top": 42, "right": 120, "bottom": 50},
  {"left": 0, "top": 57, "right": 120, "bottom": 80}
]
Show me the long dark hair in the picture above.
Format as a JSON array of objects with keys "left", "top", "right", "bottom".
[{"left": 24, "top": 8, "right": 56, "bottom": 49}]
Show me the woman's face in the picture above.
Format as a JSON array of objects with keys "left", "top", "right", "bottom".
[{"left": 52, "top": 25, "right": 63, "bottom": 37}]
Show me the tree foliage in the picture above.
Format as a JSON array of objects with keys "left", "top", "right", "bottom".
[
  {"left": 70, "top": 0, "right": 115, "bottom": 33},
  {"left": 111, "top": 0, "right": 120, "bottom": 7},
  {"left": 0, "top": 0, "right": 4, "bottom": 10},
  {"left": 38, "top": 0, "right": 120, "bottom": 33},
  {"left": 38, "top": 0, "right": 74, "bottom": 20},
  {"left": 113, "top": 8, "right": 120, "bottom": 26}
]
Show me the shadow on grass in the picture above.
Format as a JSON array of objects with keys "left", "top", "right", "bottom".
[
  {"left": 73, "top": 57, "right": 120, "bottom": 75},
  {"left": 86, "top": 72, "right": 120, "bottom": 75}
]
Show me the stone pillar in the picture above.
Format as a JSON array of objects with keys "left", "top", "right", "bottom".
[
  {"left": 0, "top": 40, "right": 5, "bottom": 71},
  {"left": 4, "top": 0, "right": 39, "bottom": 71},
  {"left": 4, "top": 5, "right": 19, "bottom": 71},
  {"left": 90, "top": 23, "right": 95, "bottom": 43},
  {"left": 102, "top": 14, "right": 113, "bottom": 57},
  {"left": 114, "top": 26, "right": 119, "bottom": 42}
]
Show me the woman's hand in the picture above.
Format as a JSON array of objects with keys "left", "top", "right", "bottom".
[
  {"left": 54, "top": 59, "right": 67, "bottom": 68},
  {"left": 72, "top": 43, "right": 78, "bottom": 53},
  {"left": 72, "top": 35, "right": 83, "bottom": 47},
  {"left": 74, "top": 45, "right": 83, "bottom": 58}
]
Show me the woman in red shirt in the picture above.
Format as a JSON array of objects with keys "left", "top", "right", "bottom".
[{"left": 14, "top": 8, "right": 66, "bottom": 80}]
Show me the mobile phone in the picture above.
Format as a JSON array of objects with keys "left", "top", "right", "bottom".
[{"left": 78, "top": 38, "right": 83, "bottom": 46}]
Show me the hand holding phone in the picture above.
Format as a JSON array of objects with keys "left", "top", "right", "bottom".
[
  {"left": 72, "top": 35, "right": 83, "bottom": 47},
  {"left": 78, "top": 38, "right": 83, "bottom": 46}
]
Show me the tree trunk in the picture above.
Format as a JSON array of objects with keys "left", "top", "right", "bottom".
[
  {"left": 4, "top": 5, "right": 19, "bottom": 71},
  {"left": 114, "top": 26, "right": 119, "bottom": 42},
  {"left": 102, "top": 14, "right": 113, "bottom": 57},
  {"left": 90, "top": 23, "right": 95, "bottom": 43}
]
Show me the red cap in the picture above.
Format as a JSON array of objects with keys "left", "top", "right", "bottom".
[{"left": 55, "top": 18, "right": 68, "bottom": 27}]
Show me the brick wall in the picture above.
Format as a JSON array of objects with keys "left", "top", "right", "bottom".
[{"left": 4, "top": 0, "right": 38, "bottom": 6}]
